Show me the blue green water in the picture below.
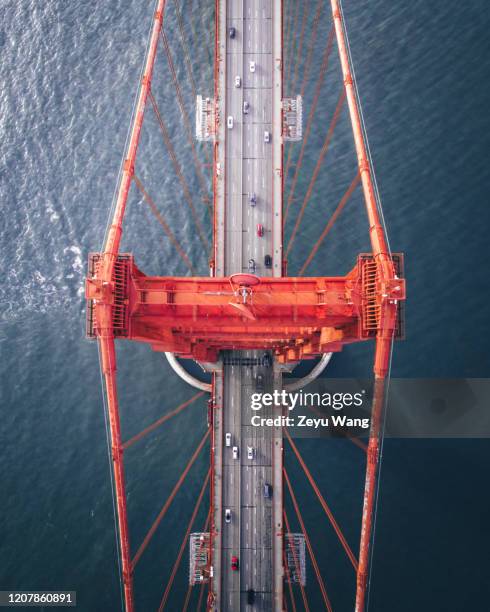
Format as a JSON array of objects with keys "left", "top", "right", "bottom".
[{"left": 1, "top": 0, "right": 490, "bottom": 610}]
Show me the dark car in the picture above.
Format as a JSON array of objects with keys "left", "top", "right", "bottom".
[
  {"left": 264, "top": 254, "right": 272, "bottom": 268},
  {"left": 247, "top": 589, "right": 255, "bottom": 605},
  {"left": 262, "top": 353, "right": 272, "bottom": 368},
  {"left": 263, "top": 483, "right": 273, "bottom": 499},
  {"left": 256, "top": 373, "right": 264, "bottom": 391},
  {"left": 229, "top": 27, "right": 236, "bottom": 38}
]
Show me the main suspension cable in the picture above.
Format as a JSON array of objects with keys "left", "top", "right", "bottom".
[
  {"left": 158, "top": 469, "right": 211, "bottom": 611},
  {"left": 285, "top": 429, "right": 358, "bottom": 570},
  {"left": 299, "top": 171, "right": 360, "bottom": 275},
  {"left": 286, "top": 89, "right": 346, "bottom": 257},
  {"left": 131, "top": 429, "right": 210, "bottom": 569},
  {"left": 284, "top": 468, "right": 333, "bottom": 612}
]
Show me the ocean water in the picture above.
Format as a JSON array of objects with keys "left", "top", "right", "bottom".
[{"left": 1, "top": 0, "right": 490, "bottom": 610}]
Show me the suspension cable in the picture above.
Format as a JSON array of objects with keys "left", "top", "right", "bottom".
[
  {"left": 283, "top": 0, "right": 294, "bottom": 84},
  {"left": 148, "top": 91, "right": 211, "bottom": 245},
  {"left": 131, "top": 429, "right": 210, "bottom": 569},
  {"left": 285, "top": 429, "right": 358, "bottom": 570},
  {"left": 283, "top": 547, "right": 298, "bottom": 612},
  {"left": 182, "top": 508, "right": 211, "bottom": 612},
  {"left": 286, "top": 90, "right": 346, "bottom": 257},
  {"left": 123, "top": 391, "right": 205, "bottom": 450},
  {"left": 172, "top": 0, "right": 198, "bottom": 100},
  {"left": 283, "top": 508, "right": 309, "bottom": 612},
  {"left": 298, "top": 171, "right": 360, "bottom": 275},
  {"left": 159, "top": 30, "right": 211, "bottom": 191},
  {"left": 284, "top": 26, "right": 335, "bottom": 210},
  {"left": 133, "top": 175, "right": 198, "bottom": 273},
  {"left": 158, "top": 469, "right": 211, "bottom": 611},
  {"left": 289, "top": 0, "right": 311, "bottom": 97},
  {"left": 285, "top": 0, "right": 300, "bottom": 91},
  {"left": 284, "top": 468, "right": 333, "bottom": 612},
  {"left": 299, "top": 0, "right": 324, "bottom": 99}
]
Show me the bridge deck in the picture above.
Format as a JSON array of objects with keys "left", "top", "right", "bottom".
[{"left": 212, "top": 0, "right": 283, "bottom": 610}]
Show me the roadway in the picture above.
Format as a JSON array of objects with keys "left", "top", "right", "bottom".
[{"left": 212, "top": 0, "right": 283, "bottom": 610}]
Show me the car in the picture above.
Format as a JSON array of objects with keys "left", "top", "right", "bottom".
[
  {"left": 264, "top": 483, "right": 273, "bottom": 498},
  {"left": 248, "top": 259, "right": 256, "bottom": 273},
  {"left": 227, "top": 115, "right": 234, "bottom": 129},
  {"left": 247, "top": 589, "right": 255, "bottom": 605},
  {"left": 235, "top": 75, "right": 241, "bottom": 88},
  {"left": 249, "top": 60, "right": 256, "bottom": 73},
  {"left": 249, "top": 192, "right": 257, "bottom": 206},
  {"left": 264, "top": 130, "right": 270, "bottom": 143},
  {"left": 263, "top": 353, "right": 272, "bottom": 367},
  {"left": 229, "top": 26, "right": 236, "bottom": 38},
  {"left": 243, "top": 100, "right": 249, "bottom": 114},
  {"left": 232, "top": 446, "right": 239, "bottom": 459},
  {"left": 225, "top": 508, "right": 231, "bottom": 523},
  {"left": 256, "top": 373, "right": 264, "bottom": 391},
  {"left": 247, "top": 446, "right": 254, "bottom": 460},
  {"left": 231, "top": 555, "right": 239, "bottom": 571},
  {"left": 225, "top": 432, "right": 232, "bottom": 447},
  {"left": 264, "top": 254, "right": 272, "bottom": 268},
  {"left": 257, "top": 224, "right": 264, "bottom": 237}
]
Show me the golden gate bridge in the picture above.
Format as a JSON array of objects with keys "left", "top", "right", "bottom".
[{"left": 85, "top": 0, "right": 406, "bottom": 609}]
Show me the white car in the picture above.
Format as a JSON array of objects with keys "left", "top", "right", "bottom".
[
  {"left": 264, "top": 130, "right": 270, "bottom": 143},
  {"left": 225, "top": 432, "right": 232, "bottom": 447},
  {"left": 243, "top": 100, "right": 249, "bottom": 114},
  {"left": 232, "top": 446, "right": 239, "bottom": 459},
  {"left": 247, "top": 446, "right": 254, "bottom": 460},
  {"left": 249, "top": 60, "right": 256, "bottom": 73},
  {"left": 225, "top": 508, "right": 231, "bottom": 523},
  {"left": 235, "top": 75, "right": 241, "bottom": 88},
  {"left": 227, "top": 116, "right": 234, "bottom": 129}
]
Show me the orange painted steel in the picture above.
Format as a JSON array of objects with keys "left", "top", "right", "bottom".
[
  {"left": 284, "top": 468, "right": 333, "bottom": 612},
  {"left": 95, "top": 4, "right": 167, "bottom": 611},
  {"left": 87, "top": 253, "right": 404, "bottom": 364},
  {"left": 158, "top": 469, "right": 210, "bottom": 611},
  {"left": 330, "top": 1, "right": 404, "bottom": 609},
  {"left": 285, "top": 429, "right": 358, "bottom": 571}
]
